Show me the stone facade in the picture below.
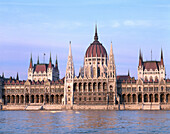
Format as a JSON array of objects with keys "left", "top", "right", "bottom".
[
  {"left": 117, "top": 49, "right": 170, "bottom": 105},
  {"left": 28, "top": 53, "right": 59, "bottom": 82},
  {"left": 2, "top": 79, "right": 64, "bottom": 105},
  {"left": 64, "top": 26, "right": 117, "bottom": 106},
  {"left": 117, "top": 77, "right": 170, "bottom": 105},
  {"left": 0, "top": 25, "right": 170, "bottom": 110}
]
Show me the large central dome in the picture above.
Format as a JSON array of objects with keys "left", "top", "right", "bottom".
[{"left": 85, "top": 26, "right": 107, "bottom": 58}]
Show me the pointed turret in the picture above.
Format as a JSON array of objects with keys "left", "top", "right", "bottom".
[
  {"left": 37, "top": 55, "right": 39, "bottom": 64},
  {"left": 48, "top": 52, "right": 52, "bottom": 68},
  {"left": 108, "top": 42, "right": 116, "bottom": 79},
  {"left": 94, "top": 24, "right": 98, "bottom": 41},
  {"left": 161, "top": 48, "right": 164, "bottom": 66},
  {"left": 109, "top": 42, "right": 114, "bottom": 64},
  {"left": 110, "top": 42, "right": 113, "bottom": 56},
  {"left": 55, "top": 55, "right": 60, "bottom": 80},
  {"left": 128, "top": 70, "right": 130, "bottom": 76},
  {"left": 29, "top": 53, "right": 33, "bottom": 68},
  {"left": 139, "top": 49, "right": 142, "bottom": 67},
  {"left": 55, "top": 55, "right": 59, "bottom": 70},
  {"left": 28, "top": 53, "right": 33, "bottom": 81},
  {"left": 69, "top": 41, "right": 72, "bottom": 57},
  {"left": 64, "top": 41, "right": 75, "bottom": 105},
  {"left": 2, "top": 72, "right": 4, "bottom": 78},
  {"left": 66, "top": 41, "right": 74, "bottom": 78},
  {"left": 16, "top": 72, "right": 19, "bottom": 80},
  {"left": 107, "top": 42, "right": 117, "bottom": 103}
]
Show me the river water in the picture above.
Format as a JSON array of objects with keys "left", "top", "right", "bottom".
[{"left": 0, "top": 110, "right": 169, "bottom": 133}]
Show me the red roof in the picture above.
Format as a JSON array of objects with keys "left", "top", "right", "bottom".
[
  {"left": 48, "top": 61, "right": 52, "bottom": 68},
  {"left": 20, "top": 81, "right": 25, "bottom": 85},
  {"left": 117, "top": 75, "right": 130, "bottom": 81},
  {"left": 143, "top": 61, "right": 160, "bottom": 71},
  {"left": 85, "top": 41, "right": 107, "bottom": 58},
  {"left": 35, "top": 64, "right": 47, "bottom": 72},
  {"left": 166, "top": 79, "right": 170, "bottom": 83}
]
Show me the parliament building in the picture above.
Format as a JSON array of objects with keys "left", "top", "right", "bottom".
[{"left": 0, "top": 25, "right": 170, "bottom": 110}]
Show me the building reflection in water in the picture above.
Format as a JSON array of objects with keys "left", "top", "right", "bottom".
[{"left": 0, "top": 111, "right": 169, "bottom": 133}]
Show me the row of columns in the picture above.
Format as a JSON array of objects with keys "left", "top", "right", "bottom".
[
  {"left": 5, "top": 94, "right": 63, "bottom": 105},
  {"left": 74, "top": 82, "right": 109, "bottom": 92},
  {"left": 122, "top": 93, "right": 170, "bottom": 104}
]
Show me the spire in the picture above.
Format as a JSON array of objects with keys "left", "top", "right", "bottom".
[
  {"left": 128, "top": 70, "right": 130, "bottom": 76},
  {"left": 161, "top": 48, "right": 164, "bottom": 66},
  {"left": 108, "top": 42, "right": 115, "bottom": 79},
  {"left": 37, "top": 55, "right": 39, "bottom": 64},
  {"left": 2, "top": 72, "right": 4, "bottom": 78},
  {"left": 16, "top": 72, "right": 19, "bottom": 80},
  {"left": 139, "top": 49, "right": 142, "bottom": 66},
  {"left": 48, "top": 52, "right": 52, "bottom": 68},
  {"left": 69, "top": 41, "right": 72, "bottom": 57},
  {"left": 110, "top": 41, "right": 113, "bottom": 55},
  {"left": 108, "top": 41, "right": 114, "bottom": 65},
  {"left": 66, "top": 41, "right": 75, "bottom": 79},
  {"left": 50, "top": 52, "right": 52, "bottom": 63},
  {"left": 94, "top": 24, "right": 98, "bottom": 41},
  {"left": 29, "top": 53, "right": 33, "bottom": 68},
  {"left": 139, "top": 49, "right": 142, "bottom": 59},
  {"left": 55, "top": 55, "right": 58, "bottom": 70}
]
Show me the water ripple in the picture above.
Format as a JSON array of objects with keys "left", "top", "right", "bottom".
[{"left": 0, "top": 110, "right": 169, "bottom": 133}]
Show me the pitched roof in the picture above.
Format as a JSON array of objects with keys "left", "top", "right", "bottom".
[
  {"left": 143, "top": 61, "right": 160, "bottom": 71},
  {"left": 117, "top": 75, "right": 130, "bottom": 81},
  {"left": 34, "top": 64, "right": 48, "bottom": 72}
]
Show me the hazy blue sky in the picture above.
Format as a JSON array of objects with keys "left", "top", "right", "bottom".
[{"left": 0, "top": 0, "right": 170, "bottom": 80}]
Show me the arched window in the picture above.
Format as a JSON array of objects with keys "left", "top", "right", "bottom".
[
  {"left": 103, "top": 82, "right": 107, "bottom": 92},
  {"left": 150, "top": 76, "right": 153, "bottom": 82},
  {"left": 79, "top": 83, "right": 82, "bottom": 92},
  {"left": 110, "top": 85, "right": 113, "bottom": 92},
  {"left": 98, "top": 82, "right": 102, "bottom": 92},
  {"left": 84, "top": 83, "right": 87, "bottom": 92},
  {"left": 93, "top": 82, "right": 97, "bottom": 92},
  {"left": 161, "top": 86, "right": 164, "bottom": 91},
  {"left": 97, "top": 67, "right": 100, "bottom": 77},
  {"left": 88, "top": 83, "right": 92, "bottom": 92},
  {"left": 144, "top": 94, "right": 148, "bottom": 102},
  {"left": 73, "top": 83, "right": 77, "bottom": 92}
]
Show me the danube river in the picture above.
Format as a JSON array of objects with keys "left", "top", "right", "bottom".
[{"left": 0, "top": 110, "right": 169, "bottom": 133}]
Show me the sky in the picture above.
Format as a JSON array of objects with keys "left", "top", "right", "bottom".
[{"left": 0, "top": 0, "right": 170, "bottom": 80}]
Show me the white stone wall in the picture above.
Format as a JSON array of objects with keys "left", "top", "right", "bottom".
[
  {"left": 28, "top": 66, "right": 59, "bottom": 82},
  {"left": 138, "top": 66, "right": 165, "bottom": 81}
]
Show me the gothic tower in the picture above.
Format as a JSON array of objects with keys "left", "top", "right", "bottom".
[
  {"left": 137, "top": 49, "right": 165, "bottom": 81},
  {"left": 28, "top": 53, "right": 33, "bottom": 81},
  {"left": 47, "top": 53, "right": 53, "bottom": 80},
  {"left": 107, "top": 42, "right": 117, "bottom": 104},
  {"left": 160, "top": 48, "right": 165, "bottom": 79},
  {"left": 138, "top": 49, "right": 143, "bottom": 80},
  {"left": 64, "top": 42, "right": 75, "bottom": 105},
  {"left": 55, "top": 55, "right": 60, "bottom": 80}
]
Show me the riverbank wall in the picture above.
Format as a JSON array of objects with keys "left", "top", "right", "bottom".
[{"left": 1, "top": 103, "right": 170, "bottom": 111}]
